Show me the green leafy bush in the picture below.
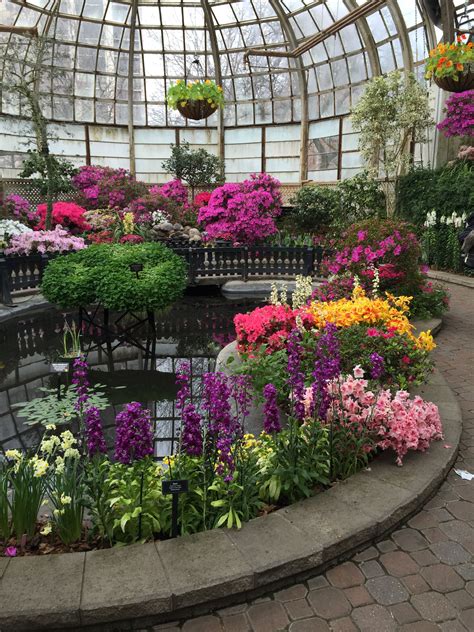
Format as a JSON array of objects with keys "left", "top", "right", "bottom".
[
  {"left": 288, "top": 184, "right": 339, "bottom": 231},
  {"left": 41, "top": 242, "right": 187, "bottom": 311},
  {"left": 288, "top": 172, "right": 385, "bottom": 233},
  {"left": 396, "top": 160, "right": 474, "bottom": 227}
]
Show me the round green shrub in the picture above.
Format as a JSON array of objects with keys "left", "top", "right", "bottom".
[
  {"left": 288, "top": 185, "right": 339, "bottom": 231},
  {"left": 41, "top": 243, "right": 187, "bottom": 311}
]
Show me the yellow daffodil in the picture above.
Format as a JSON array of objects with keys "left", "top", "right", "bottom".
[{"left": 40, "top": 523, "right": 52, "bottom": 536}]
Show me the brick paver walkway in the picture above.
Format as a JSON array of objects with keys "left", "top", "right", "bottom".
[{"left": 150, "top": 283, "right": 474, "bottom": 632}]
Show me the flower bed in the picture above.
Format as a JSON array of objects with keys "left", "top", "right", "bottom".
[{"left": 0, "top": 274, "right": 443, "bottom": 556}]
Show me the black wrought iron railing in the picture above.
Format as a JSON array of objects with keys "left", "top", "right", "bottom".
[{"left": 0, "top": 245, "right": 330, "bottom": 305}]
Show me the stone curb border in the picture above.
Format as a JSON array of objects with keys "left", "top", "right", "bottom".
[{"left": 0, "top": 320, "right": 460, "bottom": 631}]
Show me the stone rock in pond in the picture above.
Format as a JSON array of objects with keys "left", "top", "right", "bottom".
[
  {"left": 189, "top": 228, "right": 201, "bottom": 238},
  {"left": 173, "top": 223, "right": 183, "bottom": 231}
]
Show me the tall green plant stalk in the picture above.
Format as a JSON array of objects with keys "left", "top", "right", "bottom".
[
  {"left": 0, "top": 466, "right": 10, "bottom": 541},
  {"left": 8, "top": 459, "right": 46, "bottom": 539}
]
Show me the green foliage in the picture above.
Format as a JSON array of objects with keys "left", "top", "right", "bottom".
[
  {"left": 91, "top": 458, "right": 169, "bottom": 544},
  {"left": 48, "top": 459, "right": 85, "bottom": 545},
  {"left": 0, "top": 465, "right": 10, "bottom": 539},
  {"left": 19, "top": 151, "right": 77, "bottom": 197},
  {"left": 166, "top": 79, "right": 224, "bottom": 110},
  {"left": 162, "top": 142, "right": 224, "bottom": 189},
  {"left": 41, "top": 242, "right": 187, "bottom": 311},
  {"left": 335, "top": 171, "right": 386, "bottom": 230},
  {"left": 259, "top": 419, "right": 329, "bottom": 504},
  {"left": 288, "top": 184, "right": 339, "bottom": 231},
  {"left": 14, "top": 384, "right": 110, "bottom": 428},
  {"left": 351, "top": 71, "right": 433, "bottom": 181},
  {"left": 288, "top": 172, "right": 385, "bottom": 233},
  {"left": 396, "top": 161, "right": 474, "bottom": 227},
  {"left": 7, "top": 458, "right": 46, "bottom": 538}
]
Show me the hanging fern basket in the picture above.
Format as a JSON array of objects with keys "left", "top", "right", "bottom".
[
  {"left": 433, "top": 71, "right": 474, "bottom": 93},
  {"left": 176, "top": 100, "right": 218, "bottom": 121}
]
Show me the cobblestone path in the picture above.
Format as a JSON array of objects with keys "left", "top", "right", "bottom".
[{"left": 151, "top": 282, "right": 474, "bottom": 632}]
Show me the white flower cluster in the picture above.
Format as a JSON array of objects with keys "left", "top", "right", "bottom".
[
  {"left": 151, "top": 209, "right": 170, "bottom": 225},
  {"left": 292, "top": 275, "right": 313, "bottom": 309},
  {"left": 0, "top": 219, "right": 32, "bottom": 246},
  {"left": 269, "top": 281, "right": 288, "bottom": 306},
  {"left": 424, "top": 211, "right": 467, "bottom": 229}
]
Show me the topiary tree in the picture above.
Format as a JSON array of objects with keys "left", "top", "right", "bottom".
[
  {"left": 351, "top": 71, "right": 434, "bottom": 215},
  {"left": 41, "top": 243, "right": 187, "bottom": 312},
  {"left": 162, "top": 142, "right": 224, "bottom": 198}
]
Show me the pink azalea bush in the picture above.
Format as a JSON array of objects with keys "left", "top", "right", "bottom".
[
  {"left": 151, "top": 179, "right": 188, "bottom": 206},
  {"left": 234, "top": 304, "right": 297, "bottom": 354},
  {"left": 325, "top": 219, "right": 424, "bottom": 296},
  {"left": 35, "top": 202, "right": 91, "bottom": 234},
  {"left": 326, "top": 371, "right": 443, "bottom": 465},
  {"left": 198, "top": 173, "right": 282, "bottom": 245},
  {"left": 5, "top": 226, "right": 86, "bottom": 255},
  {"left": 72, "top": 165, "right": 148, "bottom": 210}
]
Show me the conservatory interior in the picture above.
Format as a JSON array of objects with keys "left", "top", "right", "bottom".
[{"left": 0, "top": 0, "right": 473, "bottom": 630}]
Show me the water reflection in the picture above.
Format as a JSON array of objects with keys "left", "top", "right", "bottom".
[{"left": 0, "top": 291, "right": 261, "bottom": 458}]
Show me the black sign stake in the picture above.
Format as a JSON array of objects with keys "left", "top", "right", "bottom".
[{"left": 162, "top": 479, "right": 189, "bottom": 538}]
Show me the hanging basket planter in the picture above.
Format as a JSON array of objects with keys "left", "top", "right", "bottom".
[
  {"left": 425, "top": 36, "right": 474, "bottom": 93},
  {"left": 176, "top": 100, "right": 218, "bottom": 121},
  {"left": 433, "top": 71, "right": 474, "bottom": 93},
  {"left": 167, "top": 78, "right": 224, "bottom": 121}
]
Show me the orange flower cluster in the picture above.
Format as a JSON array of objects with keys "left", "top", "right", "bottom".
[{"left": 426, "top": 35, "right": 474, "bottom": 80}]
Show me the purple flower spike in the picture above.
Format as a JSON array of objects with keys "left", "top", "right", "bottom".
[
  {"left": 263, "top": 384, "right": 281, "bottom": 433},
  {"left": 176, "top": 363, "right": 203, "bottom": 457},
  {"left": 287, "top": 329, "right": 306, "bottom": 421},
  {"left": 114, "top": 402, "right": 154, "bottom": 464},
  {"left": 72, "top": 355, "right": 90, "bottom": 412},
  {"left": 312, "top": 323, "right": 341, "bottom": 420},
  {"left": 369, "top": 352, "right": 385, "bottom": 380},
  {"left": 84, "top": 406, "right": 107, "bottom": 456}
]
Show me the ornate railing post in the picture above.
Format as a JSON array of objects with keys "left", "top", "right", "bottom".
[
  {"left": 0, "top": 253, "right": 14, "bottom": 306},
  {"left": 303, "top": 246, "right": 315, "bottom": 276}
]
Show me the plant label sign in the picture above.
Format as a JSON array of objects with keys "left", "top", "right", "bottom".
[
  {"left": 162, "top": 479, "right": 189, "bottom": 538},
  {"left": 162, "top": 479, "right": 189, "bottom": 495},
  {"left": 51, "top": 363, "right": 69, "bottom": 373}
]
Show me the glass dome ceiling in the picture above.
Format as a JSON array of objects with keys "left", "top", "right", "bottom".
[{"left": 0, "top": 0, "right": 435, "bottom": 128}]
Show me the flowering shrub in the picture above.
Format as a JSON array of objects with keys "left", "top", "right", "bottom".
[
  {"left": 437, "top": 90, "right": 474, "bottom": 138},
  {"left": 0, "top": 219, "right": 33, "bottom": 248},
  {"left": 193, "top": 191, "right": 212, "bottom": 209},
  {"left": 3, "top": 194, "right": 38, "bottom": 226},
  {"left": 119, "top": 234, "right": 144, "bottom": 244},
  {"left": 234, "top": 304, "right": 297, "bottom": 354},
  {"left": 83, "top": 209, "right": 119, "bottom": 232},
  {"left": 72, "top": 165, "right": 148, "bottom": 210},
  {"left": 326, "top": 218, "right": 424, "bottom": 296},
  {"left": 153, "top": 179, "right": 188, "bottom": 205},
  {"left": 198, "top": 173, "right": 282, "bottom": 245},
  {"left": 425, "top": 35, "right": 474, "bottom": 82},
  {"left": 35, "top": 202, "right": 91, "bottom": 234},
  {"left": 326, "top": 371, "right": 442, "bottom": 466},
  {"left": 237, "top": 288, "right": 436, "bottom": 396},
  {"left": 5, "top": 226, "right": 86, "bottom": 255}
]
